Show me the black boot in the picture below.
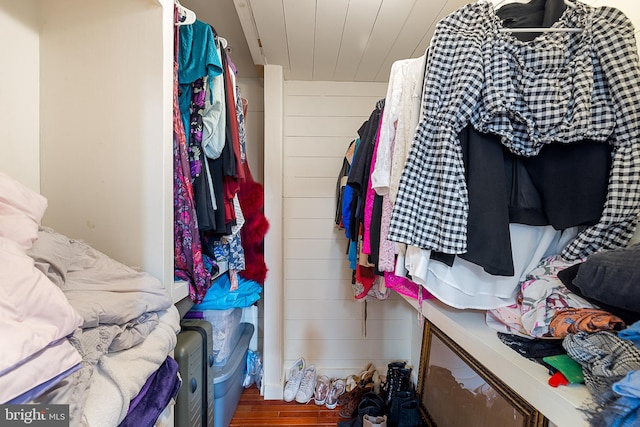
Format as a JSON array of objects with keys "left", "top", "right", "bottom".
[
  {"left": 383, "top": 362, "right": 411, "bottom": 408},
  {"left": 398, "top": 398, "right": 423, "bottom": 427},
  {"left": 387, "top": 390, "right": 415, "bottom": 427},
  {"left": 384, "top": 365, "right": 412, "bottom": 407}
]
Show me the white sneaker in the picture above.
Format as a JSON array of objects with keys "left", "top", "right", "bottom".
[
  {"left": 283, "top": 358, "right": 305, "bottom": 402},
  {"left": 295, "top": 365, "right": 316, "bottom": 404}
]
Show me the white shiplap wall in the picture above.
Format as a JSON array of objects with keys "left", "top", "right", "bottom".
[{"left": 282, "top": 81, "right": 414, "bottom": 378}]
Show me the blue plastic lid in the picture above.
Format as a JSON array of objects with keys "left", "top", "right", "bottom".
[{"left": 213, "top": 323, "right": 254, "bottom": 384}]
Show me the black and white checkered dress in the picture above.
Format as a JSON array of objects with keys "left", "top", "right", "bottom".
[{"left": 388, "top": 0, "right": 640, "bottom": 260}]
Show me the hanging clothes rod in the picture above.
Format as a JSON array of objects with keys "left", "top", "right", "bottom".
[
  {"left": 499, "top": 27, "right": 582, "bottom": 33},
  {"left": 492, "top": 0, "right": 576, "bottom": 9}
]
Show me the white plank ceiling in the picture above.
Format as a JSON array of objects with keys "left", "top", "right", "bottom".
[
  {"left": 238, "top": 0, "right": 473, "bottom": 81},
  {"left": 182, "top": 0, "right": 472, "bottom": 81},
  {"left": 181, "top": 0, "right": 640, "bottom": 82}
]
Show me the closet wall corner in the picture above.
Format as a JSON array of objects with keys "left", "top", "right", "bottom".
[{"left": 1, "top": 0, "right": 176, "bottom": 294}]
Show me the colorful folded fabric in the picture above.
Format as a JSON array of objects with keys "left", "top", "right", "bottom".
[{"left": 549, "top": 308, "right": 625, "bottom": 338}]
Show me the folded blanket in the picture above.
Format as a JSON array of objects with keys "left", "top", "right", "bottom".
[
  {"left": 33, "top": 324, "right": 122, "bottom": 426},
  {"left": 35, "top": 307, "right": 180, "bottom": 427},
  {"left": 83, "top": 307, "right": 180, "bottom": 427},
  {"left": 30, "top": 228, "right": 173, "bottom": 328},
  {"left": 28, "top": 227, "right": 73, "bottom": 287},
  {"left": 0, "top": 236, "right": 83, "bottom": 403},
  {"left": 1, "top": 339, "right": 81, "bottom": 404}
]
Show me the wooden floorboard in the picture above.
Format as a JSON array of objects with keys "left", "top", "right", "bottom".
[{"left": 229, "top": 385, "right": 343, "bottom": 427}]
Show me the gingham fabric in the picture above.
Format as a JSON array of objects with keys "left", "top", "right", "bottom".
[
  {"left": 388, "top": 0, "right": 640, "bottom": 260},
  {"left": 563, "top": 331, "right": 640, "bottom": 398}
]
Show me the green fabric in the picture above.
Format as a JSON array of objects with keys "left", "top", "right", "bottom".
[{"left": 543, "top": 354, "right": 585, "bottom": 384}]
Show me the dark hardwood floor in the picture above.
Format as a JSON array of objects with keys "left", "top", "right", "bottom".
[{"left": 229, "top": 385, "right": 343, "bottom": 426}]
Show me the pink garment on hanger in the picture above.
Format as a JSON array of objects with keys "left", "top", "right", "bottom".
[
  {"left": 362, "top": 112, "right": 383, "bottom": 255},
  {"left": 384, "top": 271, "right": 434, "bottom": 301},
  {"left": 377, "top": 192, "right": 396, "bottom": 272}
]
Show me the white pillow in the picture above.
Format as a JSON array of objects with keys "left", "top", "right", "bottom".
[
  {"left": 0, "top": 237, "right": 83, "bottom": 374},
  {"left": 0, "top": 171, "right": 48, "bottom": 251}
]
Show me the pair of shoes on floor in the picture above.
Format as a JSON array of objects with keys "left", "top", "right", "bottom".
[
  {"left": 283, "top": 358, "right": 318, "bottom": 404},
  {"left": 314, "top": 375, "right": 331, "bottom": 405},
  {"left": 338, "top": 391, "right": 386, "bottom": 427},
  {"left": 295, "top": 364, "right": 316, "bottom": 403},
  {"left": 341, "top": 362, "right": 376, "bottom": 397},
  {"left": 283, "top": 357, "right": 305, "bottom": 402},
  {"left": 337, "top": 382, "right": 373, "bottom": 418},
  {"left": 325, "top": 378, "right": 346, "bottom": 409},
  {"left": 358, "top": 363, "right": 377, "bottom": 388}
]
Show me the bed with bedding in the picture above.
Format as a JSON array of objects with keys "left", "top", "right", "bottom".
[{"left": 0, "top": 171, "right": 181, "bottom": 427}]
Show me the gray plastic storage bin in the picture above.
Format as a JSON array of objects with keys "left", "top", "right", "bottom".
[{"left": 213, "top": 322, "right": 254, "bottom": 427}]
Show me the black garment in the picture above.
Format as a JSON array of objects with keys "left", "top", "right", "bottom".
[
  {"left": 431, "top": 126, "right": 611, "bottom": 277},
  {"left": 370, "top": 193, "right": 383, "bottom": 274},
  {"left": 497, "top": 332, "right": 566, "bottom": 361},
  {"left": 346, "top": 101, "right": 384, "bottom": 242},
  {"left": 192, "top": 165, "right": 216, "bottom": 232},
  {"left": 188, "top": 77, "right": 217, "bottom": 232},
  {"left": 459, "top": 125, "right": 514, "bottom": 275},
  {"left": 504, "top": 150, "right": 547, "bottom": 226},
  {"left": 221, "top": 53, "right": 237, "bottom": 179},
  {"left": 346, "top": 121, "right": 369, "bottom": 241},
  {"left": 522, "top": 140, "right": 611, "bottom": 229},
  {"left": 203, "top": 155, "right": 231, "bottom": 236}
]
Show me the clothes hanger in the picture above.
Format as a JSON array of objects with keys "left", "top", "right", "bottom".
[
  {"left": 175, "top": 0, "right": 196, "bottom": 26},
  {"left": 492, "top": 0, "right": 530, "bottom": 7},
  {"left": 493, "top": 0, "right": 582, "bottom": 33},
  {"left": 492, "top": 0, "right": 575, "bottom": 8}
]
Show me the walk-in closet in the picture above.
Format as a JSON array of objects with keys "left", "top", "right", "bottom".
[{"left": 2, "top": 1, "right": 640, "bottom": 426}]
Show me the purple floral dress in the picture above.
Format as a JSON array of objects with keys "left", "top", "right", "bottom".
[{"left": 173, "top": 17, "right": 211, "bottom": 303}]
